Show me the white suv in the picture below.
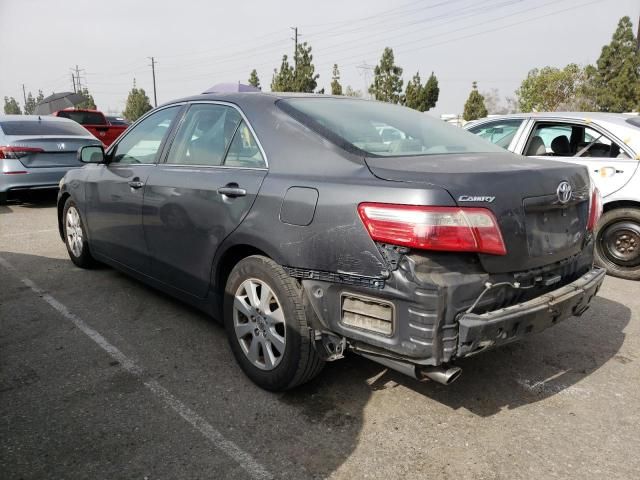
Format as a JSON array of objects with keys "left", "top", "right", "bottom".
[{"left": 466, "top": 112, "right": 640, "bottom": 280}]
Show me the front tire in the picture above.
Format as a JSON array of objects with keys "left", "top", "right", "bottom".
[
  {"left": 63, "top": 198, "right": 96, "bottom": 269},
  {"left": 594, "top": 207, "right": 640, "bottom": 281},
  {"left": 224, "top": 255, "right": 324, "bottom": 391}
]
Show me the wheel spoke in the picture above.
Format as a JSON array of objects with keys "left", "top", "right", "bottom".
[
  {"left": 246, "top": 336, "right": 261, "bottom": 364},
  {"left": 263, "top": 340, "right": 276, "bottom": 369},
  {"left": 259, "top": 285, "right": 274, "bottom": 312},
  {"left": 266, "top": 306, "right": 285, "bottom": 326},
  {"left": 246, "top": 280, "right": 260, "bottom": 309},
  {"left": 265, "top": 327, "right": 285, "bottom": 354},
  {"left": 234, "top": 321, "right": 254, "bottom": 338},
  {"left": 234, "top": 296, "right": 253, "bottom": 319}
]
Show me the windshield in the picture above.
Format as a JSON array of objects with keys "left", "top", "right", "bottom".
[{"left": 279, "top": 97, "right": 504, "bottom": 157}]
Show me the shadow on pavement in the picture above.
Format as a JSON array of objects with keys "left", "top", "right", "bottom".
[
  {"left": 0, "top": 250, "right": 631, "bottom": 478},
  {"left": 2, "top": 190, "right": 58, "bottom": 210}
]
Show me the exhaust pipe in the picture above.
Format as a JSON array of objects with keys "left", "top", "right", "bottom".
[
  {"left": 358, "top": 353, "right": 462, "bottom": 385},
  {"left": 417, "top": 365, "right": 462, "bottom": 385}
]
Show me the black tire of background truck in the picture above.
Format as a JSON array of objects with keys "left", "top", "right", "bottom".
[
  {"left": 594, "top": 207, "right": 640, "bottom": 281},
  {"left": 62, "top": 197, "right": 97, "bottom": 269},
  {"left": 224, "top": 255, "right": 324, "bottom": 391}
]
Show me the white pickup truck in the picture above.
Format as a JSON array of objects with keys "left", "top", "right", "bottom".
[{"left": 466, "top": 112, "right": 640, "bottom": 280}]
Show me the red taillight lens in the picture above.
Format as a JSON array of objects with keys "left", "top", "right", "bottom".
[
  {"left": 0, "top": 146, "right": 44, "bottom": 159},
  {"left": 358, "top": 203, "right": 507, "bottom": 255},
  {"left": 587, "top": 185, "right": 603, "bottom": 232}
]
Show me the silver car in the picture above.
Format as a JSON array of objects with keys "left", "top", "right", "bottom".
[
  {"left": 466, "top": 112, "right": 640, "bottom": 280},
  {"left": 0, "top": 114, "right": 100, "bottom": 203}
]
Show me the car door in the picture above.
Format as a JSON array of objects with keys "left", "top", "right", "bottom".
[
  {"left": 143, "top": 102, "right": 268, "bottom": 297},
  {"left": 521, "top": 119, "right": 637, "bottom": 197},
  {"left": 84, "top": 105, "right": 182, "bottom": 273}
]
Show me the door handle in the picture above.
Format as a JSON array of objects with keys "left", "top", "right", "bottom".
[
  {"left": 128, "top": 180, "right": 145, "bottom": 189},
  {"left": 217, "top": 186, "right": 247, "bottom": 198}
]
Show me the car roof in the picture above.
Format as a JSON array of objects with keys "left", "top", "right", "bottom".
[
  {"left": 164, "top": 91, "right": 362, "bottom": 106},
  {"left": 472, "top": 111, "right": 639, "bottom": 127}
]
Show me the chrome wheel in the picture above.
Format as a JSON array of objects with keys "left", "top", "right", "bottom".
[
  {"left": 66, "top": 206, "right": 83, "bottom": 258},
  {"left": 233, "top": 278, "right": 286, "bottom": 371}
]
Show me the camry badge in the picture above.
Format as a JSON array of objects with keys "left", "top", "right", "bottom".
[
  {"left": 556, "top": 181, "right": 572, "bottom": 204},
  {"left": 458, "top": 195, "right": 495, "bottom": 203}
]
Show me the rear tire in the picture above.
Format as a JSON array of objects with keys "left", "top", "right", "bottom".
[
  {"left": 594, "top": 207, "right": 640, "bottom": 281},
  {"left": 63, "top": 198, "right": 96, "bottom": 269},
  {"left": 224, "top": 255, "right": 324, "bottom": 391}
]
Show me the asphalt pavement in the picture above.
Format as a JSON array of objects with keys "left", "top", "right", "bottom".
[{"left": 1, "top": 193, "right": 639, "bottom": 480}]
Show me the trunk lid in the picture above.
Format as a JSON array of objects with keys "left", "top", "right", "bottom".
[
  {"left": 365, "top": 151, "right": 591, "bottom": 273},
  {"left": 9, "top": 136, "right": 99, "bottom": 168}
]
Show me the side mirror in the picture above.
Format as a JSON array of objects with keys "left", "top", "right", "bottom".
[{"left": 78, "top": 145, "right": 105, "bottom": 164}]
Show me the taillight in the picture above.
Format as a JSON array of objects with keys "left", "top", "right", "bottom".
[
  {"left": 0, "top": 146, "right": 44, "bottom": 159},
  {"left": 587, "top": 184, "right": 603, "bottom": 232},
  {"left": 358, "top": 203, "right": 507, "bottom": 255}
]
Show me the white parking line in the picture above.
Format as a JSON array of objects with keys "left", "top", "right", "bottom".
[
  {"left": 0, "top": 228, "right": 58, "bottom": 238},
  {"left": 0, "top": 255, "right": 273, "bottom": 480}
]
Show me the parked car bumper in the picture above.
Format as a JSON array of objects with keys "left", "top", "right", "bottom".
[
  {"left": 301, "top": 242, "right": 601, "bottom": 366},
  {"left": 0, "top": 166, "right": 78, "bottom": 196}
]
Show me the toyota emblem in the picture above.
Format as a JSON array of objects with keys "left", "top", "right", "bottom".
[{"left": 556, "top": 181, "right": 572, "bottom": 204}]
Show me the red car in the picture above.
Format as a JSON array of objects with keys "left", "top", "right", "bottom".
[{"left": 53, "top": 109, "right": 127, "bottom": 147}]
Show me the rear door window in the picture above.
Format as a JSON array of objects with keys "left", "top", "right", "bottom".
[
  {"left": 224, "top": 120, "right": 266, "bottom": 168},
  {"left": 0, "top": 120, "right": 89, "bottom": 136},
  {"left": 56, "top": 111, "right": 107, "bottom": 125}
]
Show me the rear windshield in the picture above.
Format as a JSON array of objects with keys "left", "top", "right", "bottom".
[
  {"left": 278, "top": 98, "right": 504, "bottom": 157},
  {"left": 56, "top": 110, "right": 107, "bottom": 125},
  {"left": 0, "top": 119, "right": 90, "bottom": 136}
]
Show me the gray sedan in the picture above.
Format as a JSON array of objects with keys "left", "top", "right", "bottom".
[
  {"left": 57, "top": 94, "right": 604, "bottom": 391},
  {"left": 0, "top": 115, "right": 100, "bottom": 203}
]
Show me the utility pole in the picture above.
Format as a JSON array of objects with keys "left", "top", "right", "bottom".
[
  {"left": 75, "top": 65, "right": 82, "bottom": 91},
  {"left": 356, "top": 61, "right": 375, "bottom": 99},
  {"left": 290, "top": 27, "right": 298, "bottom": 68},
  {"left": 22, "top": 84, "right": 27, "bottom": 106},
  {"left": 637, "top": 15, "right": 639, "bottom": 52},
  {"left": 71, "top": 73, "right": 76, "bottom": 93},
  {"left": 148, "top": 56, "right": 158, "bottom": 107}
]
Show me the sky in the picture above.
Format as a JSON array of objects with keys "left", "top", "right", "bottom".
[{"left": 1, "top": 0, "right": 639, "bottom": 116}]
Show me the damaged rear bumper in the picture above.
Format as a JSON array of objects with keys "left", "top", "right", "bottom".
[{"left": 456, "top": 266, "right": 606, "bottom": 357}]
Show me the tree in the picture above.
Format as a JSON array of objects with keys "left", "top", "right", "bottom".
[
  {"left": 24, "top": 92, "right": 37, "bottom": 114},
  {"left": 404, "top": 72, "right": 422, "bottom": 110},
  {"left": 404, "top": 71, "right": 440, "bottom": 112},
  {"left": 291, "top": 42, "right": 319, "bottom": 93},
  {"left": 248, "top": 69, "right": 261, "bottom": 89},
  {"left": 123, "top": 80, "right": 152, "bottom": 122},
  {"left": 76, "top": 87, "right": 97, "bottom": 109},
  {"left": 344, "top": 85, "right": 362, "bottom": 97},
  {"left": 463, "top": 82, "right": 488, "bottom": 121},
  {"left": 591, "top": 16, "right": 640, "bottom": 112},
  {"left": 36, "top": 90, "right": 44, "bottom": 104},
  {"left": 369, "top": 47, "right": 403, "bottom": 103},
  {"left": 271, "top": 55, "right": 295, "bottom": 92},
  {"left": 3, "top": 97, "right": 21, "bottom": 114},
  {"left": 516, "top": 64, "right": 593, "bottom": 112},
  {"left": 481, "top": 88, "right": 519, "bottom": 114},
  {"left": 422, "top": 72, "right": 439, "bottom": 111},
  {"left": 330, "top": 64, "right": 342, "bottom": 95}
]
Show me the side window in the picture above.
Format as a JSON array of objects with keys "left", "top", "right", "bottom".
[
  {"left": 224, "top": 120, "right": 266, "bottom": 168},
  {"left": 166, "top": 104, "right": 241, "bottom": 166},
  {"left": 111, "top": 106, "right": 180, "bottom": 164},
  {"left": 526, "top": 122, "right": 630, "bottom": 158},
  {"left": 468, "top": 119, "right": 523, "bottom": 149}
]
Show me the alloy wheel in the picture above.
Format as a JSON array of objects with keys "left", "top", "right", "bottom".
[
  {"left": 233, "top": 278, "right": 286, "bottom": 371},
  {"left": 66, "top": 206, "right": 83, "bottom": 258}
]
